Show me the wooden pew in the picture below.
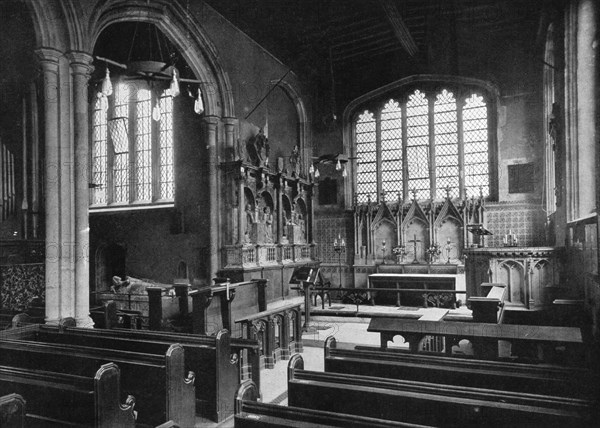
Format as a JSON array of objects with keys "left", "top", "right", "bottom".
[
  {"left": 0, "top": 393, "right": 25, "bottom": 428},
  {"left": 0, "top": 336, "right": 194, "bottom": 427},
  {"left": 235, "top": 301, "right": 303, "bottom": 368},
  {"left": 287, "top": 354, "right": 593, "bottom": 427},
  {"left": 367, "top": 317, "right": 585, "bottom": 363},
  {"left": 4, "top": 323, "right": 253, "bottom": 423},
  {"left": 0, "top": 364, "right": 135, "bottom": 427},
  {"left": 324, "top": 337, "right": 598, "bottom": 399},
  {"left": 234, "top": 380, "right": 431, "bottom": 428}
]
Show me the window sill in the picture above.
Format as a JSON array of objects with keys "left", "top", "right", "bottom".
[{"left": 89, "top": 202, "right": 175, "bottom": 214}]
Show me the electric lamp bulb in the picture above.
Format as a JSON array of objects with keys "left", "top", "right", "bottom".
[
  {"left": 309, "top": 164, "right": 315, "bottom": 174},
  {"left": 336, "top": 159, "right": 341, "bottom": 170},
  {"left": 342, "top": 166, "right": 347, "bottom": 177},
  {"left": 194, "top": 87, "right": 204, "bottom": 114},
  {"left": 169, "top": 69, "right": 180, "bottom": 98},
  {"left": 314, "top": 168, "right": 320, "bottom": 178},
  {"left": 152, "top": 104, "right": 161, "bottom": 121},
  {"left": 101, "top": 68, "right": 113, "bottom": 96}
]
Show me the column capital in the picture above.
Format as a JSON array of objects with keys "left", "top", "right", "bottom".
[
  {"left": 202, "top": 115, "right": 220, "bottom": 127},
  {"left": 222, "top": 117, "right": 239, "bottom": 127},
  {"left": 66, "top": 51, "right": 94, "bottom": 77},
  {"left": 35, "top": 47, "right": 62, "bottom": 74}
]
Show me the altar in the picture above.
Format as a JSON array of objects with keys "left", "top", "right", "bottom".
[{"left": 368, "top": 273, "right": 460, "bottom": 307}]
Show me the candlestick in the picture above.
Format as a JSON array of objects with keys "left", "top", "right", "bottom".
[{"left": 226, "top": 282, "right": 230, "bottom": 299}]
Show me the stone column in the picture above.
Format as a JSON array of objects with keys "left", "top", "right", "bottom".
[
  {"left": 36, "top": 48, "right": 62, "bottom": 325},
  {"left": 576, "top": 0, "right": 597, "bottom": 217},
  {"left": 204, "top": 116, "right": 220, "bottom": 280},
  {"left": 67, "top": 51, "right": 94, "bottom": 328}
]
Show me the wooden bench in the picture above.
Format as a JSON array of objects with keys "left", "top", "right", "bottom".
[
  {"left": 5, "top": 322, "right": 254, "bottom": 423},
  {"left": 367, "top": 317, "right": 585, "bottom": 363},
  {"left": 468, "top": 283, "right": 507, "bottom": 323},
  {"left": 287, "top": 354, "right": 593, "bottom": 427},
  {"left": 324, "top": 337, "right": 598, "bottom": 399},
  {"left": 235, "top": 301, "right": 303, "bottom": 368},
  {"left": 0, "top": 364, "right": 135, "bottom": 427},
  {"left": 234, "top": 379, "right": 431, "bottom": 428},
  {"left": 0, "top": 335, "right": 194, "bottom": 427}
]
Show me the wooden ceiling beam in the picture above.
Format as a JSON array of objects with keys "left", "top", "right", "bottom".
[
  {"left": 332, "top": 40, "right": 403, "bottom": 62},
  {"left": 378, "top": 0, "right": 419, "bottom": 56},
  {"left": 330, "top": 29, "right": 395, "bottom": 50}
]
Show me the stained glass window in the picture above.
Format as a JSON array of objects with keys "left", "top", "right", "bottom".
[
  {"left": 90, "top": 82, "right": 175, "bottom": 207},
  {"left": 355, "top": 110, "right": 376, "bottom": 203},
  {"left": 113, "top": 83, "right": 130, "bottom": 203},
  {"left": 135, "top": 88, "right": 152, "bottom": 201},
  {"left": 381, "top": 99, "right": 403, "bottom": 202},
  {"left": 159, "top": 91, "right": 174, "bottom": 200},
  {"left": 463, "top": 94, "right": 489, "bottom": 198},
  {"left": 91, "top": 96, "right": 107, "bottom": 205},
  {"left": 406, "top": 90, "right": 430, "bottom": 200},
  {"left": 353, "top": 87, "right": 491, "bottom": 203},
  {"left": 434, "top": 90, "right": 459, "bottom": 199}
]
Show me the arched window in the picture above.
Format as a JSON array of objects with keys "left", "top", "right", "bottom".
[
  {"left": 352, "top": 84, "right": 494, "bottom": 204},
  {"left": 91, "top": 82, "right": 174, "bottom": 206}
]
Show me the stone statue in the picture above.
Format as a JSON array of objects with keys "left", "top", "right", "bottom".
[
  {"left": 289, "top": 145, "right": 300, "bottom": 176},
  {"left": 246, "top": 128, "right": 269, "bottom": 166},
  {"left": 244, "top": 204, "right": 255, "bottom": 243},
  {"left": 262, "top": 206, "right": 273, "bottom": 243}
]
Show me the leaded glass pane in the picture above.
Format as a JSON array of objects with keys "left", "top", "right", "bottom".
[
  {"left": 91, "top": 96, "right": 107, "bottom": 205},
  {"left": 135, "top": 88, "right": 152, "bottom": 201},
  {"left": 434, "top": 90, "right": 459, "bottom": 198},
  {"left": 159, "top": 92, "right": 174, "bottom": 200},
  {"left": 406, "top": 90, "right": 430, "bottom": 199},
  {"left": 113, "top": 84, "right": 130, "bottom": 203},
  {"left": 114, "top": 153, "right": 129, "bottom": 203},
  {"left": 463, "top": 94, "right": 489, "bottom": 197},
  {"left": 355, "top": 110, "right": 377, "bottom": 203},
  {"left": 381, "top": 99, "right": 402, "bottom": 201}
]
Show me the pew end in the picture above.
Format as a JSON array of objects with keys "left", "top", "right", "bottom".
[{"left": 0, "top": 393, "right": 26, "bottom": 428}]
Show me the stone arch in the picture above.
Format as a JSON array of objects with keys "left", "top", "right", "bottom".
[
  {"left": 88, "top": 0, "right": 235, "bottom": 118},
  {"left": 22, "top": 0, "right": 77, "bottom": 52},
  {"left": 270, "top": 78, "right": 309, "bottom": 173}
]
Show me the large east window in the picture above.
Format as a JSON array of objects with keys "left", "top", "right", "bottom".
[
  {"left": 91, "top": 82, "right": 174, "bottom": 206},
  {"left": 354, "top": 88, "right": 492, "bottom": 203}
]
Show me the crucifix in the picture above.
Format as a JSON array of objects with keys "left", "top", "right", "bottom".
[{"left": 408, "top": 233, "right": 421, "bottom": 264}]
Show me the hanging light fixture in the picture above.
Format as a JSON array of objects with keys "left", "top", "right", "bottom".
[
  {"left": 309, "top": 164, "right": 315, "bottom": 175},
  {"left": 336, "top": 159, "right": 342, "bottom": 171},
  {"left": 314, "top": 168, "right": 320, "bottom": 179},
  {"left": 342, "top": 166, "right": 348, "bottom": 177}
]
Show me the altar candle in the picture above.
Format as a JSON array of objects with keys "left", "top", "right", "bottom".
[{"left": 226, "top": 282, "right": 230, "bottom": 299}]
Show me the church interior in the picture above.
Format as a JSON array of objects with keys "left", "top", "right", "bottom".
[{"left": 0, "top": 0, "right": 598, "bottom": 426}]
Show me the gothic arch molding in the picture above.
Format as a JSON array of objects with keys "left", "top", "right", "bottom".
[
  {"left": 269, "top": 78, "right": 309, "bottom": 171},
  {"left": 22, "top": 0, "right": 79, "bottom": 52},
  {"left": 88, "top": 0, "right": 235, "bottom": 118}
]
